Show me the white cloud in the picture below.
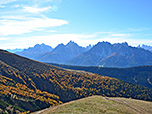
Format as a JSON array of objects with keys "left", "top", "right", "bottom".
[
  {"left": 0, "top": 16, "right": 27, "bottom": 20},
  {"left": 0, "top": 0, "right": 17, "bottom": 5},
  {"left": 0, "top": 17, "right": 68, "bottom": 36},
  {"left": 46, "top": 30, "right": 57, "bottom": 32},
  {"left": 13, "top": 5, "right": 20, "bottom": 8},
  {"left": 0, "top": 0, "right": 65, "bottom": 37},
  {"left": 23, "top": 6, "right": 52, "bottom": 13},
  {"left": 0, "top": 0, "right": 55, "bottom": 5},
  {"left": 0, "top": 37, "right": 10, "bottom": 41}
]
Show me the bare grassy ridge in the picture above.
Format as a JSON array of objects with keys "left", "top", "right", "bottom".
[{"left": 33, "top": 95, "right": 152, "bottom": 114}]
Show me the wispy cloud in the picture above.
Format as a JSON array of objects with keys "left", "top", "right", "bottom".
[
  {"left": 0, "top": 37, "right": 10, "bottom": 41},
  {"left": 0, "top": 0, "right": 67, "bottom": 36},
  {"left": 23, "top": 6, "right": 52, "bottom": 13},
  {"left": 0, "top": 17, "right": 68, "bottom": 36},
  {"left": 0, "top": 0, "right": 17, "bottom": 5}
]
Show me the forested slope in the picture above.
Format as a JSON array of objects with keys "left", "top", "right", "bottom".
[
  {"left": 49, "top": 63, "right": 152, "bottom": 89},
  {"left": 0, "top": 49, "right": 152, "bottom": 113}
]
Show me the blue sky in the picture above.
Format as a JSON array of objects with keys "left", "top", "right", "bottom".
[{"left": 0, "top": 0, "right": 152, "bottom": 49}]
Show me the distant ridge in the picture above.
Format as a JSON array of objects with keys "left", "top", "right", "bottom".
[
  {"left": 138, "top": 44, "right": 152, "bottom": 52},
  {"left": 67, "top": 42, "right": 152, "bottom": 68},
  {"left": 7, "top": 48, "right": 24, "bottom": 53},
  {"left": 15, "top": 43, "right": 53, "bottom": 59},
  {"left": 35, "top": 41, "right": 89, "bottom": 64}
]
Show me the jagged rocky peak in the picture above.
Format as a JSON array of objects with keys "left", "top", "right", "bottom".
[
  {"left": 35, "top": 43, "right": 44, "bottom": 46},
  {"left": 33, "top": 43, "right": 51, "bottom": 48},
  {"left": 91, "top": 41, "right": 112, "bottom": 51},
  {"left": 121, "top": 42, "right": 128, "bottom": 46},
  {"left": 96, "top": 41, "right": 112, "bottom": 46},
  {"left": 94, "top": 41, "right": 129, "bottom": 48},
  {"left": 67, "top": 41, "right": 152, "bottom": 67},
  {"left": 23, "top": 43, "right": 51, "bottom": 50},
  {"left": 114, "top": 42, "right": 128, "bottom": 46},
  {"left": 14, "top": 43, "right": 53, "bottom": 60},
  {"left": 34, "top": 43, "right": 41, "bottom": 47},
  {"left": 66, "top": 40, "right": 79, "bottom": 47},
  {"left": 55, "top": 43, "right": 65, "bottom": 49}
]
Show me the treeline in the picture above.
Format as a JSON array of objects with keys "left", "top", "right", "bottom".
[{"left": 49, "top": 63, "right": 152, "bottom": 89}]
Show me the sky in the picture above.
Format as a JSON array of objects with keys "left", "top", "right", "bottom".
[{"left": 0, "top": 0, "right": 152, "bottom": 49}]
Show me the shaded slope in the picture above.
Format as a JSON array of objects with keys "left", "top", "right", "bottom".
[
  {"left": 0, "top": 97, "right": 25, "bottom": 114},
  {"left": 32, "top": 95, "right": 152, "bottom": 114},
  {"left": 49, "top": 63, "right": 152, "bottom": 89}
]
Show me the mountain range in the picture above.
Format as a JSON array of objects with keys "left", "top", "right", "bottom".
[
  {"left": 7, "top": 41, "right": 152, "bottom": 68},
  {"left": 1, "top": 49, "right": 152, "bottom": 113},
  {"left": 35, "top": 41, "right": 90, "bottom": 64},
  {"left": 67, "top": 42, "right": 152, "bottom": 67},
  {"left": 13, "top": 41, "right": 91, "bottom": 64},
  {"left": 138, "top": 44, "right": 152, "bottom": 52}
]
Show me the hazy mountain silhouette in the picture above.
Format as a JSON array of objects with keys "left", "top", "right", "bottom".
[
  {"left": 7, "top": 48, "right": 24, "bottom": 53},
  {"left": 16, "top": 43, "right": 53, "bottom": 60},
  {"left": 138, "top": 44, "right": 152, "bottom": 52},
  {"left": 9, "top": 41, "right": 152, "bottom": 68},
  {"left": 67, "top": 42, "right": 152, "bottom": 68},
  {"left": 36, "top": 41, "right": 89, "bottom": 64}
]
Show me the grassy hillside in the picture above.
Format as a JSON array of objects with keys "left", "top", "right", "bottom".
[
  {"left": 32, "top": 95, "right": 152, "bottom": 114},
  {"left": 49, "top": 63, "right": 152, "bottom": 89},
  {"left": 1, "top": 49, "right": 152, "bottom": 113}
]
